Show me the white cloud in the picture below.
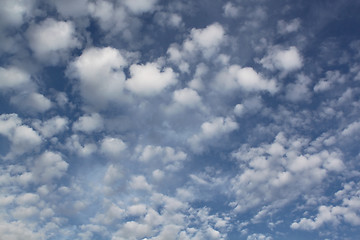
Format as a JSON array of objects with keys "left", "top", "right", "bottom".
[
  {"left": 129, "top": 175, "right": 152, "bottom": 191},
  {"left": 291, "top": 184, "right": 360, "bottom": 231},
  {"left": 126, "top": 62, "right": 177, "bottom": 97},
  {"left": 124, "top": 0, "right": 158, "bottom": 14},
  {"left": 32, "top": 151, "right": 69, "bottom": 183},
  {"left": 260, "top": 46, "right": 303, "bottom": 74},
  {"left": 342, "top": 121, "right": 360, "bottom": 136},
  {"left": 11, "top": 92, "right": 52, "bottom": 113},
  {"left": 166, "top": 88, "right": 205, "bottom": 114},
  {"left": 65, "top": 134, "right": 97, "bottom": 157},
  {"left": 67, "top": 47, "right": 127, "bottom": 108},
  {"left": 230, "top": 133, "right": 345, "bottom": 215},
  {"left": 137, "top": 145, "right": 187, "bottom": 171},
  {"left": 103, "top": 164, "right": 123, "bottom": 186},
  {"left": 223, "top": 2, "right": 240, "bottom": 18},
  {"left": 188, "top": 63, "right": 208, "bottom": 91},
  {"left": 188, "top": 117, "right": 238, "bottom": 153},
  {"left": 0, "top": 66, "right": 31, "bottom": 90},
  {"left": 32, "top": 116, "right": 68, "bottom": 138},
  {"left": 27, "top": 18, "right": 80, "bottom": 63},
  {"left": 234, "top": 96, "right": 263, "bottom": 117},
  {"left": 167, "top": 23, "right": 226, "bottom": 67},
  {"left": 73, "top": 113, "right": 103, "bottom": 133},
  {"left": 155, "top": 12, "right": 183, "bottom": 28},
  {"left": 285, "top": 74, "right": 312, "bottom": 102},
  {"left": 88, "top": 0, "right": 130, "bottom": 35},
  {"left": 0, "top": 0, "right": 34, "bottom": 27},
  {"left": 11, "top": 206, "right": 39, "bottom": 219},
  {"left": 101, "top": 137, "right": 127, "bottom": 157},
  {"left": 277, "top": 18, "right": 301, "bottom": 34},
  {"left": 0, "top": 218, "right": 44, "bottom": 240},
  {"left": 215, "top": 65, "right": 278, "bottom": 93},
  {"left": 314, "top": 70, "right": 347, "bottom": 92},
  {"left": 16, "top": 193, "right": 39, "bottom": 205},
  {"left": 0, "top": 114, "right": 42, "bottom": 157},
  {"left": 173, "top": 88, "right": 202, "bottom": 107},
  {"left": 52, "top": 0, "right": 89, "bottom": 17},
  {"left": 247, "top": 233, "right": 273, "bottom": 240},
  {"left": 190, "top": 23, "right": 225, "bottom": 50}
]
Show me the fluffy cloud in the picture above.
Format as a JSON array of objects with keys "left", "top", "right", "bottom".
[
  {"left": 0, "top": 66, "right": 31, "bottom": 90},
  {"left": 215, "top": 65, "right": 278, "bottom": 93},
  {"left": 277, "top": 18, "right": 301, "bottom": 34},
  {"left": 0, "top": 114, "right": 42, "bottom": 157},
  {"left": 52, "top": 0, "right": 89, "bottom": 17},
  {"left": 123, "top": 0, "right": 158, "bottom": 14},
  {"left": 31, "top": 151, "right": 69, "bottom": 183},
  {"left": 285, "top": 74, "right": 312, "bottom": 102},
  {"left": 188, "top": 117, "right": 238, "bottom": 153},
  {"left": 223, "top": 2, "right": 240, "bottom": 18},
  {"left": 167, "top": 23, "right": 226, "bottom": 69},
  {"left": 101, "top": 137, "right": 127, "bottom": 157},
  {"left": 136, "top": 145, "right": 187, "bottom": 171},
  {"left": 27, "top": 18, "right": 80, "bottom": 63},
  {"left": 126, "top": 62, "right": 177, "bottom": 97},
  {"left": 260, "top": 46, "right": 303, "bottom": 74},
  {"left": 32, "top": 116, "right": 68, "bottom": 138},
  {"left": 165, "top": 88, "right": 205, "bottom": 114},
  {"left": 291, "top": 181, "right": 360, "bottom": 230},
  {"left": 73, "top": 113, "right": 104, "bottom": 133},
  {"left": 230, "top": 133, "right": 344, "bottom": 214},
  {"left": 67, "top": 47, "right": 127, "bottom": 108},
  {"left": 65, "top": 134, "right": 97, "bottom": 157},
  {"left": 0, "top": 0, "right": 34, "bottom": 27},
  {"left": 10, "top": 92, "right": 52, "bottom": 113},
  {"left": 314, "top": 70, "right": 347, "bottom": 92}
]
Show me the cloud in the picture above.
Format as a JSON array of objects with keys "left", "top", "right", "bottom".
[
  {"left": 137, "top": 145, "right": 187, "bottom": 171},
  {"left": 167, "top": 23, "right": 226, "bottom": 70},
  {"left": 215, "top": 65, "right": 278, "bottom": 93},
  {"left": 31, "top": 151, "right": 69, "bottom": 183},
  {"left": 0, "top": 66, "right": 31, "bottom": 90},
  {"left": 277, "top": 18, "right": 301, "bottom": 34},
  {"left": 285, "top": 74, "right": 312, "bottom": 102},
  {"left": 123, "top": 0, "right": 158, "bottom": 14},
  {"left": 188, "top": 117, "right": 238, "bottom": 153},
  {"left": 291, "top": 181, "right": 360, "bottom": 230},
  {"left": 65, "top": 134, "right": 97, "bottom": 157},
  {"left": 260, "top": 46, "right": 303, "bottom": 74},
  {"left": 101, "top": 137, "right": 127, "bottom": 157},
  {"left": 52, "top": 0, "right": 89, "bottom": 17},
  {"left": 10, "top": 92, "right": 52, "bottom": 113},
  {"left": 0, "top": 114, "right": 42, "bottom": 157},
  {"left": 73, "top": 113, "right": 104, "bottom": 133},
  {"left": 27, "top": 18, "right": 80, "bottom": 64},
  {"left": 126, "top": 62, "right": 177, "bottom": 97},
  {"left": 223, "top": 2, "right": 240, "bottom": 18},
  {"left": 67, "top": 47, "right": 127, "bottom": 108},
  {"left": 32, "top": 116, "right": 68, "bottom": 138},
  {"left": 129, "top": 175, "right": 152, "bottom": 191},
  {"left": 165, "top": 88, "right": 206, "bottom": 114},
  {"left": 229, "top": 133, "right": 345, "bottom": 214},
  {"left": 0, "top": 0, "right": 34, "bottom": 27},
  {"left": 314, "top": 70, "right": 347, "bottom": 92}
]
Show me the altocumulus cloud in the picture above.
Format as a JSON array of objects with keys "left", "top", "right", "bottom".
[{"left": 0, "top": 0, "right": 360, "bottom": 239}]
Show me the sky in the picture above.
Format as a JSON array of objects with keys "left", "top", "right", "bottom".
[{"left": 0, "top": 0, "right": 360, "bottom": 239}]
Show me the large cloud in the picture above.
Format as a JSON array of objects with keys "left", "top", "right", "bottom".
[
  {"left": 0, "top": 114, "right": 42, "bottom": 158},
  {"left": 126, "top": 62, "right": 177, "bottom": 97},
  {"left": 27, "top": 18, "right": 80, "bottom": 64},
  {"left": 260, "top": 46, "right": 303, "bottom": 74},
  {"left": 67, "top": 47, "right": 127, "bottom": 109}
]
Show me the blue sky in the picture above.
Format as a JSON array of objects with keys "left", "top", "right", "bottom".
[{"left": 0, "top": 0, "right": 360, "bottom": 239}]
